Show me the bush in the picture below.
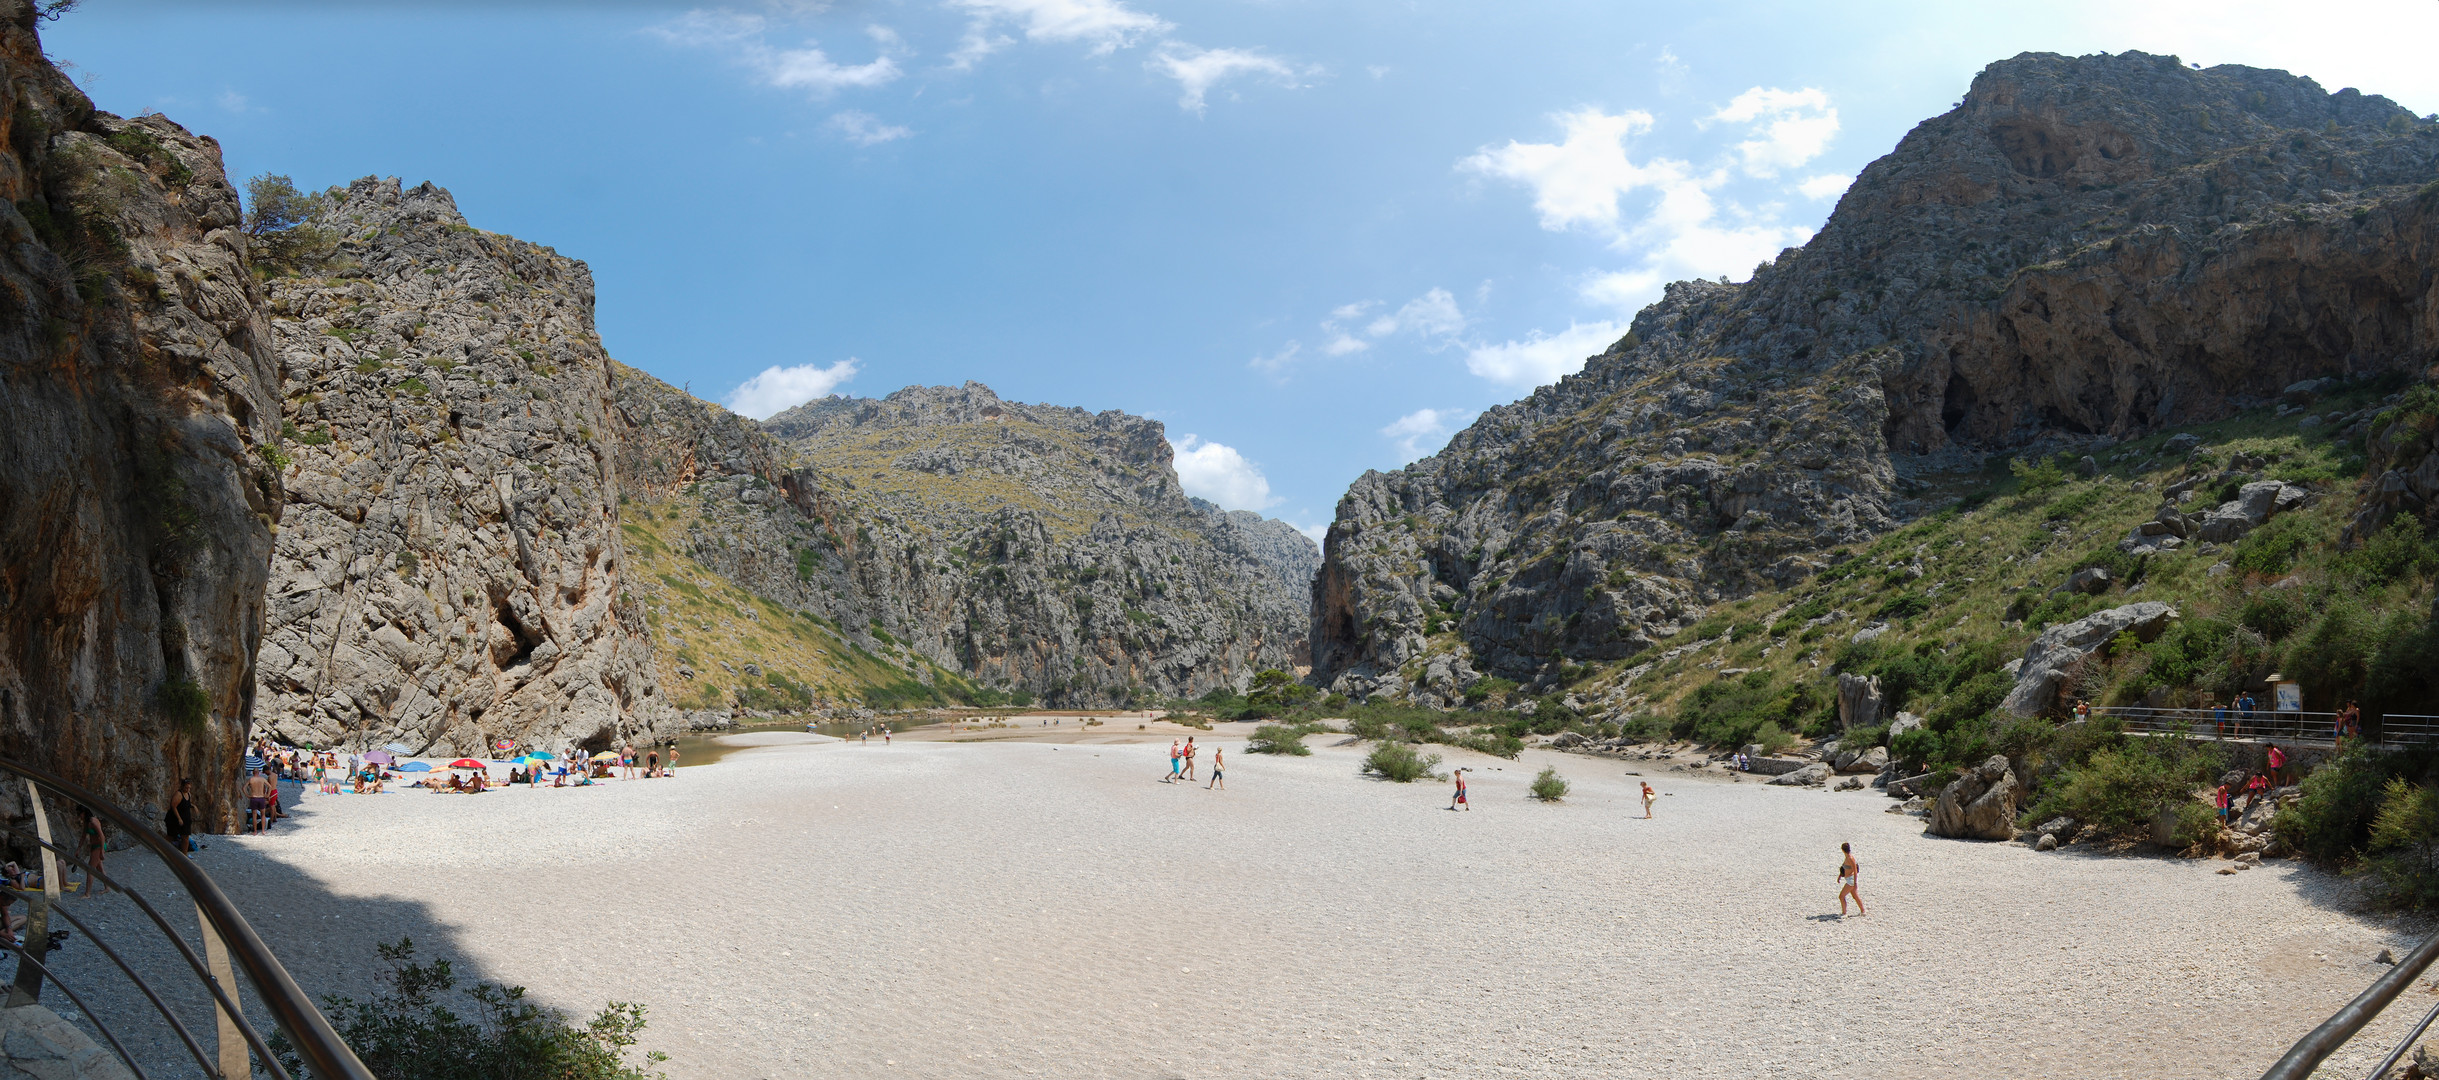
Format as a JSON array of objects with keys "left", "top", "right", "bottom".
[
  {"left": 1748, "top": 721, "right": 1799, "bottom": 755},
  {"left": 1246, "top": 723, "right": 1318, "bottom": 756},
  {"left": 2010, "top": 455, "right": 2069, "bottom": 496},
  {"left": 1671, "top": 669, "right": 1827, "bottom": 747},
  {"left": 1530, "top": 766, "right": 1570, "bottom": 802},
  {"left": 2336, "top": 517, "right": 2439, "bottom": 588},
  {"left": 2367, "top": 778, "right": 2439, "bottom": 909},
  {"left": 2275, "top": 743, "right": 2398, "bottom": 865},
  {"left": 155, "top": 677, "right": 208, "bottom": 735},
  {"left": 274, "top": 937, "right": 664, "bottom": 1080},
  {"left": 2232, "top": 512, "right": 2319, "bottom": 576},
  {"left": 1362, "top": 742, "right": 1441, "bottom": 783},
  {"left": 2027, "top": 733, "right": 2220, "bottom": 842},
  {"left": 1462, "top": 677, "right": 1517, "bottom": 705}
]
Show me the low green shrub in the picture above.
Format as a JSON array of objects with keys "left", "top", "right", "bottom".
[
  {"left": 275, "top": 937, "right": 664, "bottom": 1080},
  {"left": 1246, "top": 722, "right": 1321, "bottom": 756},
  {"left": 1362, "top": 742, "right": 1441, "bottom": 783},
  {"left": 1529, "top": 766, "right": 1570, "bottom": 802},
  {"left": 2367, "top": 777, "right": 2439, "bottom": 910},
  {"left": 155, "top": 677, "right": 208, "bottom": 735},
  {"left": 2275, "top": 743, "right": 2400, "bottom": 865},
  {"left": 2027, "top": 733, "right": 2220, "bottom": 842}
]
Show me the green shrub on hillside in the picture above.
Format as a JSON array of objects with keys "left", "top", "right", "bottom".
[
  {"left": 2232, "top": 512, "right": 2320, "bottom": 576},
  {"left": 2367, "top": 777, "right": 2439, "bottom": 909},
  {"left": 2276, "top": 744, "right": 2401, "bottom": 865},
  {"left": 1671, "top": 670, "right": 1828, "bottom": 746},
  {"left": 2010, "top": 455, "right": 2069, "bottom": 496},
  {"left": 2028, "top": 734, "right": 2220, "bottom": 842}
]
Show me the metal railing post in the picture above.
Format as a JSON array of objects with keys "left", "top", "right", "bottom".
[{"left": 2261, "top": 928, "right": 2439, "bottom": 1079}]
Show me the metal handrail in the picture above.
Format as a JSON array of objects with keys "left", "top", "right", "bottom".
[
  {"left": 0, "top": 756, "right": 373, "bottom": 1080},
  {"left": 2, "top": 938, "right": 149, "bottom": 1079},
  {"left": 2260, "top": 928, "right": 2439, "bottom": 1079},
  {"left": 18, "top": 884, "right": 218, "bottom": 1078}
]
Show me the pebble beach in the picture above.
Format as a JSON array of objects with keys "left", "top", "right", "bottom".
[{"left": 40, "top": 727, "right": 2439, "bottom": 1079}]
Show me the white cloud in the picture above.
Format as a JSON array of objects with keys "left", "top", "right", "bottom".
[
  {"left": 1289, "top": 517, "right": 1330, "bottom": 544},
  {"left": 829, "top": 110, "right": 913, "bottom": 145},
  {"left": 1708, "top": 87, "right": 1837, "bottom": 177},
  {"left": 1149, "top": 45, "right": 1306, "bottom": 113},
  {"left": 216, "top": 89, "right": 253, "bottom": 113},
  {"left": 1464, "top": 321, "right": 1624, "bottom": 388},
  {"left": 650, "top": 11, "right": 901, "bottom": 96},
  {"left": 1170, "top": 435, "right": 1277, "bottom": 511},
  {"left": 948, "top": 0, "right": 1169, "bottom": 67},
  {"left": 1366, "top": 65, "right": 1391, "bottom": 80},
  {"left": 1380, "top": 407, "right": 1477, "bottom": 463},
  {"left": 723, "top": 359, "right": 861, "bottom": 419},
  {"left": 1323, "top": 333, "right": 1370, "bottom": 356},
  {"left": 1369, "top": 288, "right": 1466, "bottom": 340},
  {"left": 1797, "top": 173, "right": 1853, "bottom": 199},
  {"left": 1464, "top": 95, "right": 1830, "bottom": 315},
  {"left": 1248, "top": 341, "right": 1302, "bottom": 376}
]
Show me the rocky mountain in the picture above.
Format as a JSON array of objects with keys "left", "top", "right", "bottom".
[
  {"left": 1313, "top": 50, "right": 2439, "bottom": 703},
  {"left": 253, "top": 178, "right": 677, "bottom": 754},
  {"left": 0, "top": 0, "right": 273, "bottom": 828},
  {"left": 726, "top": 382, "right": 1315, "bottom": 705}
]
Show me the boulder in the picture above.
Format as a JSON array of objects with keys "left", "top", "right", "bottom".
[
  {"left": 1767, "top": 762, "right": 1832, "bottom": 786},
  {"left": 1837, "top": 672, "right": 1884, "bottom": 730},
  {"left": 2060, "top": 566, "right": 2112, "bottom": 595},
  {"left": 2165, "top": 433, "right": 2202, "bottom": 456},
  {"left": 1838, "top": 746, "right": 1890, "bottom": 774},
  {"left": 1744, "top": 756, "right": 1811, "bottom": 776},
  {"left": 1888, "top": 711, "right": 1925, "bottom": 740},
  {"left": 1836, "top": 776, "right": 1866, "bottom": 791},
  {"left": 2002, "top": 602, "right": 2179, "bottom": 716},
  {"left": 1928, "top": 756, "right": 2021, "bottom": 840},
  {"left": 2035, "top": 833, "right": 2059, "bottom": 851},
  {"left": 1887, "top": 772, "right": 1937, "bottom": 798}
]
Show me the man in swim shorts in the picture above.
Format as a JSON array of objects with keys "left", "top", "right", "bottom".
[{"left": 245, "top": 770, "right": 273, "bottom": 834}]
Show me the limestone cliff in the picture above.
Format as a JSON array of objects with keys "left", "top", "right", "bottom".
[
  {"left": 1313, "top": 51, "right": 2439, "bottom": 701},
  {"left": 253, "top": 178, "right": 676, "bottom": 754},
  {"left": 0, "top": 0, "right": 274, "bottom": 828},
  {"left": 640, "top": 381, "right": 1316, "bottom": 707}
]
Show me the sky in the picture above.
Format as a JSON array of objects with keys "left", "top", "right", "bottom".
[{"left": 47, "top": 1, "right": 2439, "bottom": 540}]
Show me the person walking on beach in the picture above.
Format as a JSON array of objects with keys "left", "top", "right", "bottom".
[
  {"left": 1640, "top": 781, "right": 1657, "bottom": 819},
  {"left": 77, "top": 807, "right": 110, "bottom": 897},
  {"left": 1207, "top": 746, "right": 1224, "bottom": 790},
  {"left": 1837, "top": 843, "right": 1865, "bottom": 917},
  {"left": 1182, "top": 737, "right": 1197, "bottom": 782},
  {"left": 1167, "top": 739, "right": 1182, "bottom": 783},
  {"left": 1450, "top": 768, "right": 1469, "bottom": 811}
]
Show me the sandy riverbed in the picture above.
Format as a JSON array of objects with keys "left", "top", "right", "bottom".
[{"left": 39, "top": 728, "right": 2437, "bottom": 1079}]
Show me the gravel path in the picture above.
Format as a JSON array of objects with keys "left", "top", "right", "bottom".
[{"left": 33, "top": 733, "right": 2435, "bottom": 1079}]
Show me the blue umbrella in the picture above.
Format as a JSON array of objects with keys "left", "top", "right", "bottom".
[{"left": 399, "top": 761, "right": 433, "bottom": 773}]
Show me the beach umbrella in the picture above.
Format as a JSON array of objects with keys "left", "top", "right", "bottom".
[
  {"left": 447, "top": 758, "right": 486, "bottom": 769},
  {"left": 383, "top": 742, "right": 413, "bottom": 755},
  {"left": 523, "top": 751, "right": 555, "bottom": 761},
  {"left": 362, "top": 751, "right": 395, "bottom": 765},
  {"left": 399, "top": 762, "right": 432, "bottom": 773},
  {"left": 590, "top": 751, "right": 621, "bottom": 762}
]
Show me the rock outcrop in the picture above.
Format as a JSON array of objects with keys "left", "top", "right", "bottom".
[
  {"left": 750, "top": 382, "right": 1315, "bottom": 703},
  {"left": 1312, "top": 49, "right": 2439, "bottom": 697},
  {"left": 253, "top": 178, "right": 676, "bottom": 754},
  {"left": 0, "top": 0, "right": 273, "bottom": 830},
  {"left": 2002, "top": 601, "right": 2179, "bottom": 716},
  {"left": 1928, "top": 756, "right": 2021, "bottom": 840}
]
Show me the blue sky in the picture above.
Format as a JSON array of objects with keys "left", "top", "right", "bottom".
[{"left": 49, "top": 1, "right": 2439, "bottom": 539}]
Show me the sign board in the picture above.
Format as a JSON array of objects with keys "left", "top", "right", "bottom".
[{"left": 2274, "top": 682, "right": 2303, "bottom": 713}]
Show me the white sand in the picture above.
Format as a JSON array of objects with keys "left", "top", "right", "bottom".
[{"left": 38, "top": 732, "right": 2437, "bottom": 1079}]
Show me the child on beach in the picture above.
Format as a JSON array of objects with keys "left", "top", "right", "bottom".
[
  {"left": 1837, "top": 843, "right": 1865, "bottom": 916},
  {"left": 1207, "top": 747, "right": 1224, "bottom": 790},
  {"left": 2215, "top": 783, "right": 2233, "bottom": 826},
  {"left": 1450, "top": 769, "right": 1468, "bottom": 811},
  {"left": 1640, "top": 782, "right": 1657, "bottom": 819}
]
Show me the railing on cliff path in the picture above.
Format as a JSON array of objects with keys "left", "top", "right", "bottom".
[
  {"left": 2090, "top": 706, "right": 2439, "bottom": 749},
  {"left": 2261, "top": 928, "right": 2439, "bottom": 1080},
  {"left": 0, "top": 755, "right": 371, "bottom": 1080}
]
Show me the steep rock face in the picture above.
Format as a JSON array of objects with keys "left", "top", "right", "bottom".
[
  {"left": 253, "top": 178, "right": 676, "bottom": 754},
  {"left": 1314, "top": 51, "right": 2439, "bottom": 698},
  {"left": 752, "top": 382, "right": 1315, "bottom": 702},
  {"left": 0, "top": 0, "right": 273, "bottom": 828}
]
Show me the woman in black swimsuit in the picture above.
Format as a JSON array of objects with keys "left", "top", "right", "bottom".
[{"left": 1837, "top": 842, "right": 1864, "bottom": 917}]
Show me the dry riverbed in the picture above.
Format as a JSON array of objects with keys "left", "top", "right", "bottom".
[{"left": 45, "top": 727, "right": 2435, "bottom": 1079}]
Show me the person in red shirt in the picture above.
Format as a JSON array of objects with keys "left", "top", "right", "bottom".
[
  {"left": 2244, "top": 772, "right": 2270, "bottom": 814},
  {"left": 2215, "top": 784, "right": 2233, "bottom": 828},
  {"left": 2268, "top": 745, "right": 2288, "bottom": 787}
]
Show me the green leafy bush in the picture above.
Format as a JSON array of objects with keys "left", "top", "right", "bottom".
[
  {"left": 1462, "top": 676, "right": 1517, "bottom": 705},
  {"left": 2027, "top": 734, "right": 2220, "bottom": 842},
  {"left": 2336, "top": 517, "right": 2439, "bottom": 587},
  {"left": 2275, "top": 744, "right": 2402, "bottom": 865},
  {"left": 1362, "top": 742, "right": 1441, "bottom": 783},
  {"left": 1246, "top": 722, "right": 1320, "bottom": 756},
  {"left": 2232, "top": 512, "right": 2319, "bottom": 576},
  {"left": 1529, "top": 766, "right": 1570, "bottom": 802},
  {"left": 274, "top": 937, "right": 664, "bottom": 1080},
  {"left": 155, "top": 677, "right": 208, "bottom": 735},
  {"left": 2010, "top": 455, "right": 2069, "bottom": 496},
  {"left": 1670, "top": 670, "right": 1826, "bottom": 747},
  {"left": 2367, "top": 778, "right": 2439, "bottom": 909}
]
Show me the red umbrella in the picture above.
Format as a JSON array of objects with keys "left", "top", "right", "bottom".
[{"left": 447, "top": 759, "right": 487, "bottom": 769}]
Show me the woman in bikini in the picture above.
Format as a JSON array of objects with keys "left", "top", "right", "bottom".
[
  {"left": 1207, "top": 746, "right": 1224, "bottom": 790},
  {"left": 1837, "top": 842, "right": 1865, "bottom": 916}
]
